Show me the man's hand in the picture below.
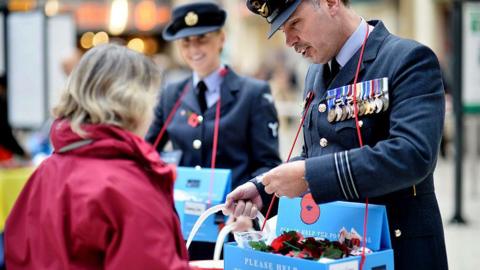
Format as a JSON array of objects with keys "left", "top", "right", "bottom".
[
  {"left": 262, "top": 160, "right": 309, "bottom": 198},
  {"left": 226, "top": 215, "right": 253, "bottom": 232},
  {"left": 223, "top": 182, "right": 263, "bottom": 218}
]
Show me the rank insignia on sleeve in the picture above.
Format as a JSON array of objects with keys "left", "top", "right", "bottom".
[
  {"left": 268, "top": 121, "right": 279, "bottom": 138},
  {"left": 326, "top": 78, "right": 389, "bottom": 123},
  {"left": 263, "top": 93, "right": 274, "bottom": 103}
]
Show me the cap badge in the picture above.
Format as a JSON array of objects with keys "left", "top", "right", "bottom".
[
  {"left": 250, "top": 1, "right": 269, "bottom": 17},
  {"left": 184, "top": 11, "right": 198, "bottom": 26},
  {"left": 258, "top": 3, "right": 269, "bottom": 17}
]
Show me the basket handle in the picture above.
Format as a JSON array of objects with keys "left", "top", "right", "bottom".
[
  {"left": 213, "top": 223, "right": 234, "bottom": 261},
  {"left": 186, "top": 203, "right": 271, "bottom": 257}
]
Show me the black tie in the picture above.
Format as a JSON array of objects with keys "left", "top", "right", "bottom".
[
  {"left": 197, "top": 80, "right": 208, "bottom": 113},
  {"left": 323, "top": 58, "right": 340, "bottom": 86}
]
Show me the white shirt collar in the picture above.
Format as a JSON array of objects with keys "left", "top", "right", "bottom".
[
  {"left": 193, "top": 65, "right": 224, "bottom": 93},
  {"left": 335, "top": 18, "right": 370, "bottom": 68}
]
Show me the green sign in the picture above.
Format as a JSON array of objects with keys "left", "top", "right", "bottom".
[{"left": 471, "top": 12, "right": 480, "bottom": 33}]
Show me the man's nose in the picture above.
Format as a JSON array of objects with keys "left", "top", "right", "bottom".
[{"left": 284, "top": 31, "right": 297, "bottom": 48}]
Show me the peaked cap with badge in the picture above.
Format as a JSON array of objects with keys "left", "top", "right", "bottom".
[
  {"left": 246, "top": 0, "right": 301, "bottom": 38},
  {"left": 162, "top": 2, "right": 227, "bottom": 41}
]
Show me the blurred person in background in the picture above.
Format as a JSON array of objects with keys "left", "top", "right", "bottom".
[
  {"left": 0, "top": 76, "right": 30, "bottom": 164},
  {"left": 145, "top": 1, "right": 282, "bottom": 260},
  {"left": 224, "top": 0, "right": 448, "bottom": 269},
  {"left": 5, "top": 44, "right": 190, "bottom": 270}
]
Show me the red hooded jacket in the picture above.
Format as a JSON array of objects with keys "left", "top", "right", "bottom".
[{"left": 5, "top": 119, "right": 190, "bottom": 269}]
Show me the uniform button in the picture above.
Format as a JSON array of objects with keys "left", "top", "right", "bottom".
[
  {"left": 180, "top": 110, "right": 186, "bottom": 116},
  {"left": 193, "top": 139, "right": 202, "bottom": 149},
  {"left": 319, "top": 138, "right": 328, "bottom": 148},
  {"left": 197, "top": 115, "right": 204, "bottom": 123},
  {"left": 318, "top": 104, "right": 327, "bottom": 113},
  {"left": 394, "top": 229, "right": 402, "bottom": 238},
  {"left": 359, "top": 120, "right": 364, "bottom": 127}
]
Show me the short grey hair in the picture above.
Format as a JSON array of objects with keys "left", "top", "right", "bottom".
[
  {"left": 310, "top": 0, "right": 349, "bottom": 8},
  {"left": 53, "top": 44, "right": 160, "bottom": 136}
]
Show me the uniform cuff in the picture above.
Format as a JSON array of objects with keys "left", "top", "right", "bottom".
[
  {"left": 248, "top": 178, "right": 277, "bottom": 216},
  {"left": 305, "top": 151, "right": 360, "bottom": 203},
  {"left": 289, "top": 155, "right": 305, "bottom": 162}
]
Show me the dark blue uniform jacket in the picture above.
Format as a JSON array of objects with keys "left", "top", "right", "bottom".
[
  {"left": 146, "top": 67, "right": 282, "bottom": 189},
  {"left": 296, "top": 21, "right": 447, "bottom": 270}
]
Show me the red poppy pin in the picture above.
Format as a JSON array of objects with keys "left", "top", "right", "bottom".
[
  {"left": 188, "top": 113, "right": 199, "bottom": 127},
  {"left": 219, "top": 67, "right": 228, "bottom": 77}
]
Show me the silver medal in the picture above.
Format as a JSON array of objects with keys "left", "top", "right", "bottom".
[
  {"left": 335, "top": 105, "right": 343, "bottom": 122},
  {"left": 375, "top": 97, "right": 383, "bottom": 113}
]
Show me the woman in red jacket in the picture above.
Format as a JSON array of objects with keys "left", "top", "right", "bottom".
[{"left": 5, "top": 44, "right": 190, "bottom": 270}]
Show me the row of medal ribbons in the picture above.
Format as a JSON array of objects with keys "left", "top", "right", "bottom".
[{"left": 326, "top": 77, "right": 389, "bottom": 123}]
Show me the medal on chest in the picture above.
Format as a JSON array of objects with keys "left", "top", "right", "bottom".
[{"left": 325, "top": 77, "right": 389, "bottom": 123}]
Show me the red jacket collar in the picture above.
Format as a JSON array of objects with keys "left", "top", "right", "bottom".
[{"left": 50, "top": 119, "right": 175, "bottom": 183}]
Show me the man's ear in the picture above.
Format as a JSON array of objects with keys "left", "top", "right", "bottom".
[
  {"left": 220, "top": 30, "right": 226, "bottom": 44},
  {"left": 326, "top": 0, "right": 340, "bottom": 7},
  {"left": 219, "top": 30, "right": 226, "bottom": 53},
  {"left": 325, "top": 0, "right": 340, "bottom": 15}
]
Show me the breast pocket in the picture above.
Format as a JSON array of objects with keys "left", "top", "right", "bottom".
[{"left": 334, "top": 119, "right": 373, "bottom": 149}]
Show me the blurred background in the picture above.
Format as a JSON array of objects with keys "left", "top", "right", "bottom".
[{"left": 0, "top": 0, "right": 479, "bottom": 269}]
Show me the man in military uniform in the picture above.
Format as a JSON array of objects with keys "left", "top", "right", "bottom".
[
  {"left": 146, "top": 2, "right": 282, "bottom": 260},
  {"left": 223, "top": 0, "right": 448, "bottom": 269}
]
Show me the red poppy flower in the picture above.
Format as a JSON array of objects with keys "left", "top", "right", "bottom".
[
  {"left": 249, "top": 230, "right": 351, "bottom": 260},
  {"left": 270, "top": 236, "right": 285, "bottom": 253},
  {"left": 270, "top": 231, "right": 303, "bottom": 253}
]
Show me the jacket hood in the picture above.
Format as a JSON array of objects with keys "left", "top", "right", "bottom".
[{"left": 50, "top": 119, "right": 174, "bottom": 180}]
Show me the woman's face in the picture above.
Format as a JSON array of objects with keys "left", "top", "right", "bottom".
[{"left": 178, "top": 31, "right": 224, "bottom": 77}]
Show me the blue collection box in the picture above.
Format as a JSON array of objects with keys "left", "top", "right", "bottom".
[
  {"left": 174, "top": 167, "right": 231, "bottom": 243},
  {"left": 224, "top": 197, "right": 394, "bottom": 270}
]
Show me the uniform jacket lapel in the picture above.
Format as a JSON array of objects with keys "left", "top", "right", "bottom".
[
  {"left": 180, "top": 66, "right": 240, "bottom": 115},
  {"left": 316, "top": 64, "right": 326, "bottom": 92},
  {"left": 329, "top": 20, "right": 389, "bottom": 89},
  {"left": 181, "top": 78, "right": 202, "bottom": 113},
  {"left": 219, "top": 66, "right": 240, "bottom": 110}
]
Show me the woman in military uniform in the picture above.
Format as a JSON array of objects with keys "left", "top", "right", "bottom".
[{"left": 145, "top": 1, "right": 282, "bottom": 260}]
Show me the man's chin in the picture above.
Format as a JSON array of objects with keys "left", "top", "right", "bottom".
[
  {"left": 298, "top": 50, "right": 321, "bottom": 64},
  {"left": 301, "top": 54, "right": 321, "bottom": 64}
]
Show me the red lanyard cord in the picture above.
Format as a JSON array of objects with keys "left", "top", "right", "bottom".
[
  {"left": 353, "top": 25, "right": 370, "bottom": 270},
  {"left": 261, "top": 91, "right": 315, "bottom": 231},
  {"left": 152, "top": 82, "right": 190, "bottom": 150},
  {"left": 353, "top": 29, "right": 369, "bottom": 148},
  {"left": 207, "top": 99, "right": 221, "bottom": 206},
  {"left": 208, "top": 67, "right": 230, "bottom": 206},
  {"left": 152, "top": 68, "right": 228, "bottom": 207}
]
